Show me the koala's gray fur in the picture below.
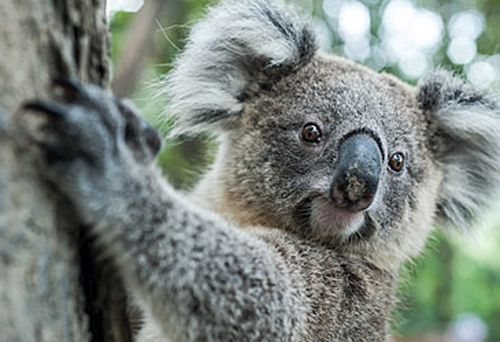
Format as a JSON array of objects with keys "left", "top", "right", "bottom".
[{"left": 23, "top": 0, "right": 500, "bottom": 341}]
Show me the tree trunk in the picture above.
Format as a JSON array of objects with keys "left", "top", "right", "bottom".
[{"left": 0, "top": 1, "right": 131, "bottom": 341}]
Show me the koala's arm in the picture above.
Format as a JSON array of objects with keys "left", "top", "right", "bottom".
[
  {"left": 105, "top": 170, "right": 309, "bottom": 341},
  {"left": 101, "top": 177, "right": 392, "bottom": 341},
  {"left": 22, "top": 80, "right": 320, "bottom": 341}
]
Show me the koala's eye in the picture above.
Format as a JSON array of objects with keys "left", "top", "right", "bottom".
[
  {"left": 301, "top": 123, "right": 322, "bottom": 143},
  {"left": 389, "top": 152, "right": 405, "bottom": 173}
]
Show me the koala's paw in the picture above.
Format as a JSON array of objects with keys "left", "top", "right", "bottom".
[{"left": 23, "top": 79, "right": 162, "bottom": 218}]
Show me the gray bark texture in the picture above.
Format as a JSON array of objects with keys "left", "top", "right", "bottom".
[{"left": 0, "top": 1, "right": 131, "bottom": 341}]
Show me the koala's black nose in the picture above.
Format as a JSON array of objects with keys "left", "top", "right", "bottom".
[{"left": 330, "top": 133, "right": 382, "bottom": 212}]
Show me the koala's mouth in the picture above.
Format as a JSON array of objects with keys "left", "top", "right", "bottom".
[{"left": 294, "top": 196, "right": 377, "bottom": 243}]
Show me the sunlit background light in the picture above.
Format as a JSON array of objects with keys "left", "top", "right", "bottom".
[
  {"left": 317, "top": 0, "right": 500, "bottom": 88},
  {"left": 107, "top": 0, "right": 500, "bottom": 90},
  {"left": 106, "top": 0, "right": 143, "bottom": 17}
]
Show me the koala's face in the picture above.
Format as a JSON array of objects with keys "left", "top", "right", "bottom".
[
  {"left": 168, "top": 0, "right": 500, "bottom": 267},
  {"left": 222, "top": 55, "right": 440, "bottom": 264}
]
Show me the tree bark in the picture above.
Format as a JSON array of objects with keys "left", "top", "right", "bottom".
[{"left": 0, "top": 1, "right": 130, "bottom": 341}]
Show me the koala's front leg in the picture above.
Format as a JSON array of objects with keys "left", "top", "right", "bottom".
[{"left": 24, "top": 81, "right": 305, "bottom": 341}]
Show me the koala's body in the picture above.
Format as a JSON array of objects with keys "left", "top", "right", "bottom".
[{"left": 23, "top": 0, "right": 500, "bottom": 341}]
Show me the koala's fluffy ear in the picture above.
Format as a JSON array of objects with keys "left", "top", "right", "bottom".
[
  {"left": 167, "top": 0, "right": 317, "bottom": 136},
  {"left": 418, "top": 69, "right": 500, "bottom": 229}
]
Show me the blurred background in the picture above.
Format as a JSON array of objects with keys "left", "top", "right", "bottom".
[{"left": 107, "top": 0, "right": 500, "bottom": 341}]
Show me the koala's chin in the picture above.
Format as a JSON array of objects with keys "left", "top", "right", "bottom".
[{"left": 309, "top": 197, "right": 367, "bottom": 242}]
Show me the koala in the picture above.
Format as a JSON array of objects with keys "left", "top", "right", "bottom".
[{"left": 23, "top": 0, "right": 500, "bottom": 341}]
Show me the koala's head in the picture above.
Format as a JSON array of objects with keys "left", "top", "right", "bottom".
[{"left": 167, "top": 0, "right": 500, "bottom": 269}]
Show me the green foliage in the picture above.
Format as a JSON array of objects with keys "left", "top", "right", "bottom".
[{"left": 397, "top": 228, "right": 500, "bottom": 341}]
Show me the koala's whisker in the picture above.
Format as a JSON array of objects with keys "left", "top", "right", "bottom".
[{"left": 155, "top": 19, "right": 180, "bottom": 52}]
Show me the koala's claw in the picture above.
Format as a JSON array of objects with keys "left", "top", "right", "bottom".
[
  {"left": 118, "top": 99, "right": 162, "bottom": 157},
  {"left": 23, "top": 98, "right": 101, "bottom": 166},
  {"left": 144, "top": 124, "right": 162, "bottom": 157},
  {"left": 23, "top": 100, "right": 68, "bottom": 120},
  {"left": 52, "top": 78, "right": 86, "bottom": 100},
  {"left": 36, "top": 140, "right": 75, "bottom": 164}
]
